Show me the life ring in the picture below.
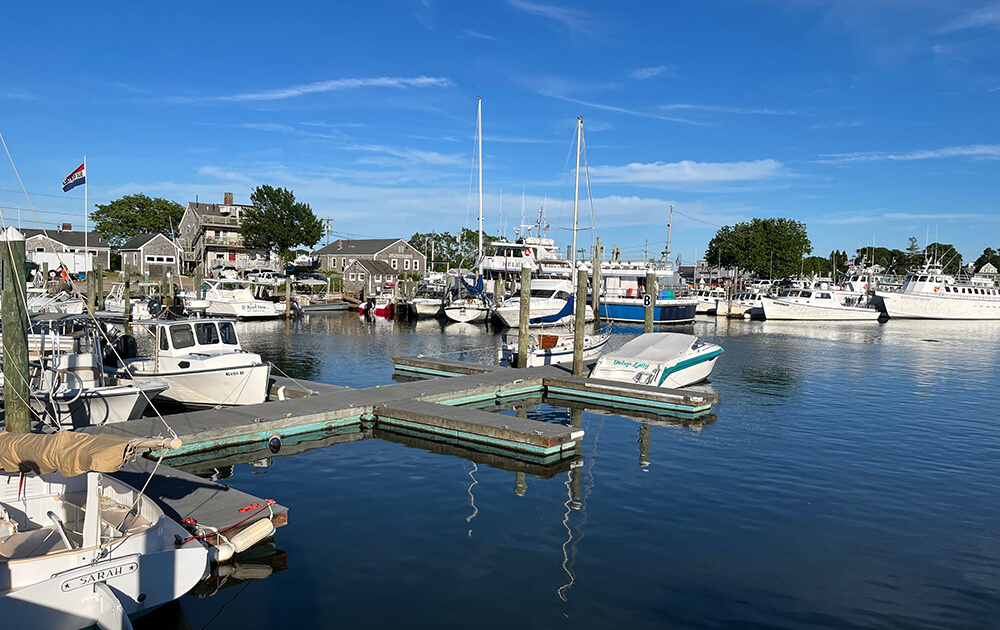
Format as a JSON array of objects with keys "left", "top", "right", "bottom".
[
  {"left": 933, "top": 286, "right": 940, "bottom": 293},
  {"left": 523, "top": 249, "right": 531, "bottom": 257}
]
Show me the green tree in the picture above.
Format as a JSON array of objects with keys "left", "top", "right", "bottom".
[
  {"left": 410, "top": 228, "right": 501, "bottom": 272},
  {"left": 240, "top": 185, "right": 323, "bottom": 264},
  {"left": 923, "top": 242, "right": 963, "bottom": 275},
  {"left": 90, "top": 193, "right": 184, "bottom": 248},
  {"left": 705, "top": 217, "right": 811, "bottom": 278}
]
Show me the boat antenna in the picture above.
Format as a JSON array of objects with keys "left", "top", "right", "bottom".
[
  {"left": 571, "top": 116, "right": 582, "bottom": 277},
  {"left": 477, "top": 97, "right": 483, "bottom": 270}
]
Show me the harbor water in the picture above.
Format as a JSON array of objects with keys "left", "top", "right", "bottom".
[{"left": 138, "top": 313, "right": 1000, "bottom": 629}]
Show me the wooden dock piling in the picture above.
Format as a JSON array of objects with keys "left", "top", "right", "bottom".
[
  {"left": 573, "top": 267, "right": 586, "bottom": 376},
  {"left": 1, "top": 227, "right": 29, "bottom": 433},
  {"left": 517, "top": 265, "right": 531, "bottom": 369},
  {"left": 644, "top": 271, "right": 655, "bottom": 333}
]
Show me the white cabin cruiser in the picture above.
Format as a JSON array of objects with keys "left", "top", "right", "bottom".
[
  {"left": 493, "top": 278, "right": 593, "bottom": 328},
  {"left": 114, "top": 317, "right": 271, "bottom": 408},
  {"left": 875, "top": 260, "right": 1000, "bottom": 320},
  {"left": 590, "top": 333, "right": 723, "bottom": 389},
  {"left": 194, "top": 279, "right": 283, "bottom": 320},
  {"left": 691, "top": 287, "right": 727, "bottom": 315},
  {"left": 0, "top": 431, "right": 209, "bottom": 630},
  {"left": 409, "top": 279, "right": 447, "bottom": 318}
]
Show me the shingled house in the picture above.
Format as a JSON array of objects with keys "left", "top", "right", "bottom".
[
  {"left": 312, "top": 238, "right": 425, "bottom": 277},
  {"left": 23, "top": 227, "right": 111, "bottom": 271},
  {"left": 341, "top": 259, "right": 398, "bottom": 297},
  {"left": 119, "top": 233, "right": 183, "bottom": 276},
  {"left": 176, "top": 192, "right": 279, "bottom": 274}
]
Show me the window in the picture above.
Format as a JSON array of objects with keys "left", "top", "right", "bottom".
[
  {"left": 219, "top": 322, "right": 238, "bottom": 345},
  {"left": 349, "top": 273, "right": 356, "bottom": 281},
  {"left": 160, "top": 331, "right": 169, "bottom": 351},
  {"left": 398, "top": 245, "right": 404, "bottom": 253},
  {"left": 375, "top": 274, "right": 382, "bottom": 282},
  {"left": 146, "top": 255, "right": 156, "bottom": 262},
  {"left": 413, "top": 260, "right": 419, "bottom": 271},
  {"left": 404, "top": 259, "right": 410, "bottom": 270},
  {"left": 36, "top": 248, "right": 44, "bottom": 252},
  {"left": 391, "top": 259, "right": 398, "bottom": 269},
  {"left": 358, "top": 273, "right": 365, "bottom": 282},
  {"left": 195, "top": 322, "right": 220, "bottom": 345},
  {"left": 169, "top": 324, "right": 196, "bottom": 349}
]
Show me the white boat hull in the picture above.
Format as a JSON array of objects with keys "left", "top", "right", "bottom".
[
  {"left": 444, "top": 301, "right": 490, "bottom": 323},
  {"left": 126, "top": 360, "right": 271, "bottom": 407},
  {"left": 410, "top": 299, "right": 443, "bottom": 318},
  {"left": 204, "top": 300, "right": 283, "bottom": 320},
  {"left": 30, "top": 381, "right": 168, "bottom": 428},
  {"left": 761, "top": 297, "right": 882, "bottom": 321},
  {"left": 589, "top": 333, "right": 723, "bottom": 389},
  {"left": 501, "top": 331, "right": 610, "bottom": 367},
  {"left": 876, "top": 291, "right": 1000, "bottom": 320}
]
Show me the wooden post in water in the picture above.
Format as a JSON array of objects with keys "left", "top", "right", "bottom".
[
  {"left": 285, "top": 278, "right": 291, "bottom": 319},
  {"left": 1, "top": 228, "right": 30, "bottom": 432},
  {"left": 194, "top": 268, "right": 202, "bottom": 299},
  {"left": 516, "top": 265, "right": 532, "bottom": 369},
  {"left": 167, "top": 272, "right": 176, "bottom": 306},
  {"left": 644, "top": 271, "right": 655, "bottom": 333},
  {"left": 86, "top": 272, "right": 96, "bottom": 314},
  {"left": 592, "top": 237, "right": 602, "bottom": 332},
  {"left": 96, "top": 265, "right": 104, "bottom": 311},
  {"left": 123, "top": 262, "right": 131, "bottom": 333},
  {"left": 573, "top": 267, "right": 587, "bottom": 377},
  {"left": 42, "top": 261, "right": 48, "bottom": 288}
]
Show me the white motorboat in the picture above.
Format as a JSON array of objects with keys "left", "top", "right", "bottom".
[
  {"left": 194, "top": 279, "right": 283, "bottom": 320},
  {"left": 499, "top": 326, "right": 611, "bottom": 368},
  {"left": 589, "top": 332, "right": 723, "bottom": 389},
  {"left": 875, "top": 260, "right": 1000, "bottom": 320},
  {"left": 408, "top": 276, "right": 447, "bottom": 318},
  {"left": 0, "top": 431, "right": 209, "bottom": 630},
  {"left": 493, "top": 278, "right": 594, "bottom": 328},
  {"left": 715, "top": 291, "right": 764, "bottom": 318},
  {"left": 761, "top": 284, "right": 882, "bottom": 321},
  {"left": 25, "top": 288, "right": 85, "bottom": 315},
  {"left": 691, "top": 287, "right": 727, "bottom": 314},
  {"left": 443, "top": 296, "right": 491, "bottom": 323},
  {"left": 103, "top": 282, "right": 165, "bottom": 319},
  {"left": 18, "top": 315, "right": 168, "bottom": 428},
  {"left": 114, "top": 317, "right": 272, "bottom": 408}
]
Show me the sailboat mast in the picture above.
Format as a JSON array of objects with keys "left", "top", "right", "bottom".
[
  {"left": 572, "top": 116, "right": 582, "bottom": 275},
  {"left": 666, "top": 204, "right": 674, "bottom": 267},
  {"left": 477, "top": 97, "right": 483, "bottom": 264}
]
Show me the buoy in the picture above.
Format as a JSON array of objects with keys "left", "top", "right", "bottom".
[
  {"left": 268, "top": 433, "right": 282, "bottom": 454},
  {"left": 230, "top": 519, "right": 275, "bottom": 554}
]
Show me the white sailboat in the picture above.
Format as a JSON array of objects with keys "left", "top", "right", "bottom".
[{"left": 444, "top": 97, "right": 492, "bottom": 325}]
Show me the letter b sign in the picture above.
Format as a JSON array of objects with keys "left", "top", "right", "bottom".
[{"left": 642, "top": 294, "right": 651, "bottom": 307}]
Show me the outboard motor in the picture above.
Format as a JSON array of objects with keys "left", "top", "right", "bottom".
[{"left": 111, "top": 334, "right": 138, "bottom": 362}]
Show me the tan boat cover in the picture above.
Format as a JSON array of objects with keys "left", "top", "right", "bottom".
[{"left": 0, "top": 431, "right": 135, "bottom": 476}]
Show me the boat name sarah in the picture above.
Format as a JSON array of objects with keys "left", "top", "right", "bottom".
[{"left": 60, "top": 560, "right": 139, "bottom": 591}]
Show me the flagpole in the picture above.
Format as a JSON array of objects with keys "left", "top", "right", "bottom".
[{"left": 84, "top": 155, "right": 88, "bottom": 275}]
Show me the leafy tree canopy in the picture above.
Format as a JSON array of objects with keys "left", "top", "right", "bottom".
[
  {"left": 91, "top": 193, "right": 184, "bottom": 248},
  {"left": 240, "top": 185, "right": 323, "bottom": 264},
  {"left": 704, "top": 218, "right": 811, "bottom": 278},
  {"left": 923, "top": 242, "right": 962, "bottom": 275},
  {"left": 853, "top": 247, "right": 910, "bottom": 273},
  {"left": 409, "top": 228, "right": 501, "bottom": 272}
]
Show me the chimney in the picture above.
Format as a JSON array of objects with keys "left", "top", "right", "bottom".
[
  {"left": 224, "top": 192, "right": 234, "bottom": 205},
  {"left": 61, "top": 223, "right": 72, "bottom": 232}
]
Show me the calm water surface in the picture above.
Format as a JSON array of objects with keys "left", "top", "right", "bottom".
[{"left": 138, "top": 313, "right": 1000, "bottom": 629}]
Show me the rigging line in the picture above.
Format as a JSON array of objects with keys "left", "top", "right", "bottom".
[
  {"left": 463, "top": 102, "right": 479, "bottom": 238},
  {"left": 672, "top": 209, "right": 724, "bottom": 228},
  {"left": 582, "top": 133, "right": 597, "bottom": 251}
]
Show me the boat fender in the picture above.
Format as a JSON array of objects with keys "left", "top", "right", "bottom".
[
  {"left": 210, "top": 541, "right": 235, "bottom": 564},
  {"left": 276, "top": 386, "right": 286, "bottom": 401},
  {"left": 268, "top": 433, "right": 282, "bottom": 453},
  {"left": 230, "top": 518, "right": 275, "bottom": 554}
]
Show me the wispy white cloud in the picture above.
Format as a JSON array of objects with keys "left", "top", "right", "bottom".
[
  {"left": 458, "top": 29, "right": 498, "bottom": 40},
  {"left": 542, "top": 93, "right": 711, "bottom": 126},
  {"left": 814, "top": 213, "right": 877, "bottom": 225},
  {"left": 941, "top": 3, "right": 1000, "bottom": 32},
  {"left": 810, "top": 119, "right": 865, "bottom": 131},
  {"left": 815, "top": 144, "right": 1000, "bottom": 164},
  {"left": 170, "top": 76, "right": 454, "bottom": 104},
  {"left": 1, "top": 90, "right": 35, "bottom": 101},
  {"left": 506, "top": 0, "right": 591, "bottom": 35},
  {"left": 483, "top": 135, "right": 562, "bottom": 144},
  {"left": 589, "top": 159, "right": 787, "bottom": 188},
  {"left": 659, "top": 104, "right": 801, "bottom": 115},
  {"left": 884, "top": 212, "right": 987, "bottom": 221},
  {"left": 630, "top": 66, "right": 672, "bottom": 80},
  {"left": 344, "top": 144, "right": 467, "bottom": 166}
]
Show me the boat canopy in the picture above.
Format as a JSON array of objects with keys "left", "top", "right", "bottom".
[
  {"left": 0, "top": 431, "right": 136, "bottom": 476},
  {"left": 599, "top": 332, "right": 702, "bottom": 364},
  {"left": 529, "top": 296, "right": 576, "bottom": 325}
]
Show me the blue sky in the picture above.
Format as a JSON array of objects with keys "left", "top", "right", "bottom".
[{"left": 1, "top": 0, "right": 997, "bottom": 265}]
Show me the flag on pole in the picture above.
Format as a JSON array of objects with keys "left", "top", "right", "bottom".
[
  {"left": 62, "top": 163, "right": 86, "bottom": 192},
  {"left": 542, "top": 223, "right": 551, "bottom": 231},
  {"left": 844, "top": 259, "right": 855, "bottom": 267}
]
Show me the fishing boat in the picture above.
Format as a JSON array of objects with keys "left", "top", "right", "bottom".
[
  {"left": 408, "top": 274, "right": 448, "bottom": 318},
  {"left": 111, "top": 316, "right": 272, "bottom": 408},
  {"left": 11, "top": 315, "right": 168, "bottom": 428},
  {"left": 761, "top": 281, "right": 882, "bottom": 321},
  {"left": 0, "top": 431, "right": 209, "bottom": 630},
  {"left": 874, "top": 260, "right": 1000, "bottom": 320},
  {"left": 194, "top": 279, "right": 283, "bottom": 320},
  {"left": 596, "top": 267, "right": 698, "bottom": 324},
  {"left": 293, "top": 278, "right": 347, "bottom": 313},
  {"left": 589, "top": 333, "right": 723, "bottom": 389},
  {"left": 691, "top": 287, "right": 727, "bottom": 314},
  {"left": 499, "top": 326, "right": 611, "bottom": 368}
]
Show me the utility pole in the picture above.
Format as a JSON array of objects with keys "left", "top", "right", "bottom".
[{"left": 324, "top": 218, "right": 334, "bottom": 246}]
